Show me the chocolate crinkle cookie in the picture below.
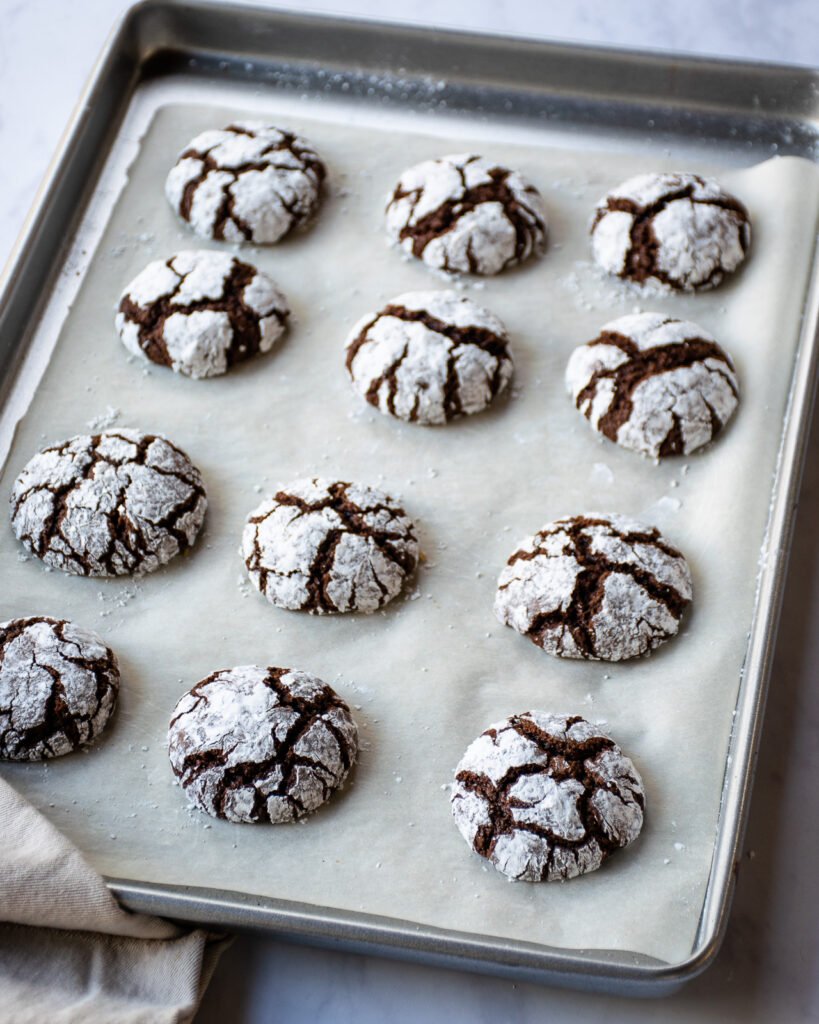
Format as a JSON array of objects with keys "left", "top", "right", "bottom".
[
  {"left": 0, "top": 617, "right": 119, "bottom": 760},
  {"left": 165, "top": 121, "right": 326, "bottom": 244},
  {"left": 344, "top": 290, "right": 514, "bottom": 425},
  {"left": 385, "top": 153, "right": 547, "bottom": 276},
  {"left": 451, "top": 711, "right": 645, "bottom": 882},
  {"left": 242, "top": 477, "right": 419, "bottom": 614},
  {"left": 116, "top": 250, "right": 289, "bottom": 379},
  {"left": 495, "top": 513, "right": 692, "bottom": 662},
  {"left": 168, "top": 665, "right": 358, "bottom": 823},
  {"left": 590, "top": 172, "right": 750, "bottom": 291},
  {"left": 566, "top": 312, "right": 739, "bottom": 458},
  {"left": 10, "top": 429, "right": 207, "bottom": 577}
]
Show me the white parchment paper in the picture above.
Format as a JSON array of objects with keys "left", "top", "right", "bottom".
[{"left": 0, "top": 92, "right": 817, "bottom": 966}]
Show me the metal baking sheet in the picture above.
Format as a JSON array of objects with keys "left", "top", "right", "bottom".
[{"left": 1, "top": 2, "right": 818, "bottom": 997}]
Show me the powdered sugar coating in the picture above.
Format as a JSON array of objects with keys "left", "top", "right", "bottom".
[
  {"left": 344, "top": 290, "right": 514, "bottom": 424},
  {"left": 495, "top": 513, "right": 692, "bottom": 661},
  {"left": 165, "top": 122, "right": 326, "bottom": 244},
  {"left": 0, "top": 617, "right": 119, "bottom": 760},
  {"left": 451, "top": 711, "right": 645, "bottom": 882},
  {"left": 242, "top": 478, "right": 419, "bottom": 614},
  {"left": 10, "top": 429, "right": 207, "bottom": 577},
  {"left": 168, "top": 665, "right": 358, "bottom": 824},
  {"left": 591, "top": 172, "right": 750, "bottom": 291},
  {"left": 116, "top": 250, "right": 289, "bottom": 379},
  {"left": 385, "top": 153, "right": 547, "bottom": 275},
  {"left": 566, "top": 312, "right": 740, "bottom": 458}
]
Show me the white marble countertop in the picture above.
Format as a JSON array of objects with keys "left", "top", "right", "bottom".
[{"left": 1, "top": 2, "right": 818, "bottom": 1022}]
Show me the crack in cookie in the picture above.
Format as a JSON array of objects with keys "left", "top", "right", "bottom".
[
  {"left": 165, "top": 122, "right": 326, "bottom": 244},
  {"left": 242, "top": 478, "right": 419, "bottom": 614},
  {"left": 566, "top": 312, "right": 739, "bottom": 458},
  {"left": 345, "top": 291, "right": 514, "bottom": 424},
  {"left": 10, "top": 429, "right": 207, "bottom": 577},
  {"left": 168, "top": 665, "right": 358, "bottom": 823},
  {"left": 590, "top": 172, "right": 750, "bottom": 291},
  {"left": 494, "top": 513, "right": 692, "bottom": 661},
  {"left": 116, "top": 250, "right": 289, "bottom": 378},
  {"left": 0, "top": 617, "right": 119, "bottom": 760},
  {"left": 385, "top": 154, "right": 547, "bottom": 275},
  {"left": 451, "top": 712, "right": 645, "bottom": 881}
]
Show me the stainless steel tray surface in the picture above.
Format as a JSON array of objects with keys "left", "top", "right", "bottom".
[{"left": 1, "top": 1, "right": 818, "bottom": 997}]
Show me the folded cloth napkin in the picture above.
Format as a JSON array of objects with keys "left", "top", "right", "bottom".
[{"left": 0, "top": 776, "right": 226, "bottom": 1024}]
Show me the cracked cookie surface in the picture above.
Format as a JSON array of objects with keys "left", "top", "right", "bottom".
[
  {"left": 385, "top": 153, "right": 547, "bottom": 275},
  {"left": 168, "top": 665, "right": 358, "bottom": 823},
  {"left": 494, "top": 513, "right": 692, "bottom": 661},
  {"left": 165, "top": 121, "right": 326, "bottom": 244},
  {"left": 242, "top": 477, "right": 419, "bottom": 614},
  {"left": 116, "top": 250, "right": 289, "bottom": 379},
  {"left": 451, "top": 711, "right": 645, "bottom": 882},
  {"left": 0, "top": 617, "right": 119, "bottom": 760},
  {"left": 10, "top": 429, "right": 207, "bottom": 577},
  {"left": 345, "top": 290, "right": 514, "bottom": 424},
  {"left": 591, "top": 172, "right": 750, "bottom": 291},
  {"left": 566, "top": 312, "right": 739, "bottom": 458}
]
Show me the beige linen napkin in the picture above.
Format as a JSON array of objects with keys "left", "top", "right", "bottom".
[{"left": 0, "top": 776, "right": 226, "bottom": 1024}]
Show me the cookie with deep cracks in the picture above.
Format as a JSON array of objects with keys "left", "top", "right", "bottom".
[
  {"left": 116, "top": 250, "right": 289, "bottom": 379},
  {"left": 345, "top": 290, "right": 514, "bottom": 425},
  {"left": 451, "top": 711, "right": 645, "bottom": 882},
  {"left": 165, "top": 121, "right": 326, "bottom": 244},
  {"left": 10, "top": 429, "right": 207, "bottom": 577},
  {"left": 0, "top": 617, "right": 119, "bottom": 760},
  {"left": 242, "top": 477, "right": 419, "bottom": 614},
  {"left": 385, "top": 153, "right": 547, "bottom": 275},
  {"left": 168, "top": 665, "right": 358, "bottom": 823},
  {"left": 494, "top": 513, "right": 692, "bottom": 661},
  {"left": 590, "top": 171, "right": 750, "bottom": 291},
  {"left": 566, "top": 312, "right": 739, "bottom": 458}
]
